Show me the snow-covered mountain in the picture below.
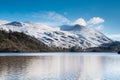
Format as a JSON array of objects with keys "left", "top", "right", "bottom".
[
  {"left": 60, "top": 24, "right": 112, "bottom": 45},
  {"left": 0, "top": 21, "right": 112, "bottom": 49}
]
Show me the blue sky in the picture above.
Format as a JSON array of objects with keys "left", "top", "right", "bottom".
[{"left": 0, "top": 0, "right": 120, "bottom": 40}]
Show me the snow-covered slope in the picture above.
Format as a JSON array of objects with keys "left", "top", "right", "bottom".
[
  {"left": 61, "top": 24, "right": 112, "bottom": 45},
  {"left": 0, "top": 21, "right": 112, "bottom": 49}
]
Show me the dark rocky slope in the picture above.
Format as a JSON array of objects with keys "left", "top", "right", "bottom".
[
  {"left": 85, "top": 41, "right": 120, "bottom": 52},
  {"left": 0, "top": 30, "right": 62, "bottom": 52}
]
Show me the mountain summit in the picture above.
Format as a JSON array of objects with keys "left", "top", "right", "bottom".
[
  {"left": 5, "top": 21, "right": 23, "bottom": 27},
  {"left": 60, "top": 24, "right": 112, "bottom": 45},
  {"left": 60, "top": 24, "right": 85, "bottom": 31}
]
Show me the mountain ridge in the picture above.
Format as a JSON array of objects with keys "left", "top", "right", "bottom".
[{"left": 0, "top": 21, "right": 112, "bottom": 49}]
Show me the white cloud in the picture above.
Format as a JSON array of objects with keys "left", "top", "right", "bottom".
[
  {"left": 73, "top": 18, "right": 87, "bottom": 26},
  {"left": 94, "top": 25, "right": 104, "bottom": 30},
  {"left": 54, "top": 27, "right": 60, "bottom": 30},
  {"left": 73, "top": 17, "right": 105, "bottom": 30},
  {"left": 87, "top": 17, "right": 104, "bottom": 25},
  {"left": 33, "top": 11, "right": 70, "bottom": 24},
  {"left": 87, "top": 17, "right": 105, "bottom": 30},
  {"left": 32, "top": 12, "right": 105, "bottom": 30},
  {"left": 107, "top": 34, "right": 120, "bottom": 41},
  {"left": 0, "top": 20, "right": 9, "bottom": 25}
]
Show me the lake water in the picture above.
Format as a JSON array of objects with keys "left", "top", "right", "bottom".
[{"left": 0, "top": 53, "right": 119, "bottom": 80}]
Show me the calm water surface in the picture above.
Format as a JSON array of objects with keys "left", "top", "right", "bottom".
[{"left": 0, "top": 53, "right": 119, "bottom": 80}]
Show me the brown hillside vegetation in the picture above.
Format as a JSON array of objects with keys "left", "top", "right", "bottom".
[{"left": 0, "top": 30, "right": 62, "bottom": 52}]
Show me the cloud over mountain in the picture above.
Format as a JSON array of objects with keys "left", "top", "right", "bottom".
[
  {"left": 32, "top": 11, "right": 70, "bottom": 26},
  {"left": 73, "top": 18, "right": 87, "bottom": 26},
  {"left": 87, "top": 17, "right": 104, "bottom": 25},
  {"left": 32, "top": 11, "right": 105, "bottom": 31},
  {"left": 0, "top": 20, "right": 9, "bottom": 25},
  {"left": 73, "top": 17, "right": 105, "bottom": 30},
  {"left": 94, "top": 25, "right": 104, "bottom": 30},
  {"left": 73, "top": 17, "right": 104, "bottom": 26}
]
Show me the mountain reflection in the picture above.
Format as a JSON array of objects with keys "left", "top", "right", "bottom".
[{"left": 0, "top": 55, "right": 119, "bottom": 80}]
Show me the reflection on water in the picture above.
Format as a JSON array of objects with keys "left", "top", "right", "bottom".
[{"left": 0, "top": 54, "right": 120, "bottom": 80}]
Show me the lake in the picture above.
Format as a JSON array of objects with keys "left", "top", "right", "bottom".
[{"left": 0, "top": 52, "right": 119, "bottom": 80}]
